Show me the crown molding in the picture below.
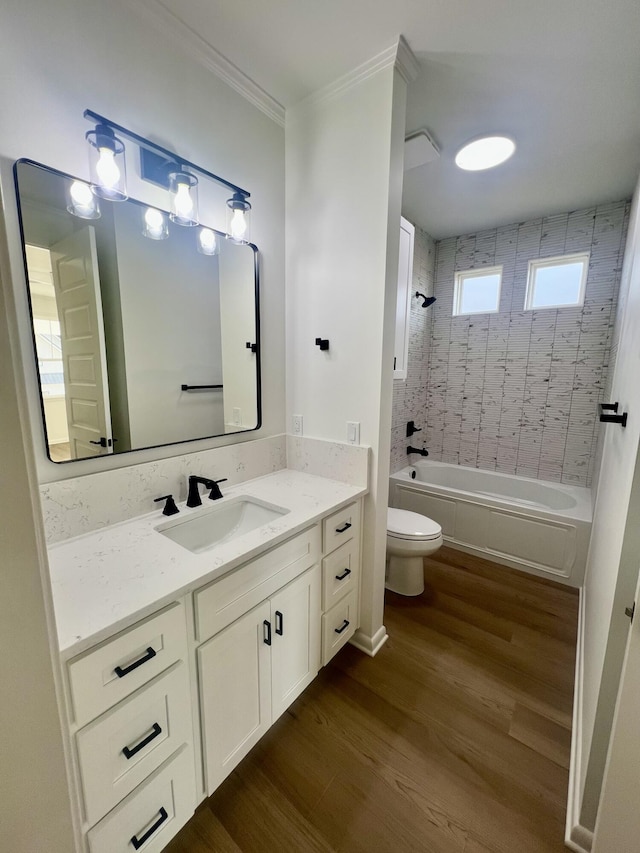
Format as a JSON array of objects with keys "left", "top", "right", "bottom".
[
  {"left": 127, "top": 0, "right": 286, "bottom": 127},
  {"left": 395, "top": 35, "right": 420, "bottom": 84},
  {"left": 289, "top": 36, "right": 420, "bottom": 116}
]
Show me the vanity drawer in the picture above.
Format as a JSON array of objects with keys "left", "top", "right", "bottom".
[
  {"left": 323, "top": 501, "right": 360, "bottom": 555},
  {"left": 322, "top": 539, "right": 360, "bottom": 611},
  {"left": 77, "top": 662, "right": 192, "bottom": 827},
  {"left": 68, "top": 603, "right": 188, "bottom": 728},
  {"left": 322, "top": 590, "right": 357, "bottom": 665},
  {"left": 87, "top": 744, "right": 195, "bottom": 853},
  {"left": 195, "top": 525, "right": 320, "bottom": 642}
]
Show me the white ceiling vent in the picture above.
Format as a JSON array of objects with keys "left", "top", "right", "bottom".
[{"left": 404, "top": 129, "right": 440, "bottom": 171}]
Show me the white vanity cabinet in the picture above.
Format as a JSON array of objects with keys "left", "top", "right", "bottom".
[
  {"left": 195, "top": 501, "right": 361, "bottom": 796},
  {"left": 65, "top": 602, "right": 196, "bottom": 853},
  {"left": 320, "top": 500, "right": 361, "bottom": 663},
  {"left": 194, "top": 525, "right": 322, "bottom": 793},
  {"left": 198, "top": 565, "right": 321, "bottom": 792},
  {"left": 57, "top": 489, "right": 364, "bottom": 853}
]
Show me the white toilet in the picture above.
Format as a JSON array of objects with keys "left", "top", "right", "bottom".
[{"left": 385, "top": 508, "right": 443, "bottom": 596}]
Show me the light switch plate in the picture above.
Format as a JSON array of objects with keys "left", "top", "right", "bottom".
[
  {"left": 347, "top": 421, "right": 360, "bottom": 445},
  {"left": 292, "top": 414, "right": 303, "bottom": 436}
]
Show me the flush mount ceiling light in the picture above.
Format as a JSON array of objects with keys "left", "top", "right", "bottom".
[
  {"left": 82, "top": 109, "right": 252, "bottom": 242},
  {"left": 454, "top": 135, "right": 516, "bottom": 171}
]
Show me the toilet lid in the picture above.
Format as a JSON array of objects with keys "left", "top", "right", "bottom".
[{"left": 387, "top": 508, "right": 442, "bottom": 541}]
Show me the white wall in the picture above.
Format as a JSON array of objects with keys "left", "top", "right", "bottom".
[
  {"left": 286, "top": 51, "right": 410, "bottom": 652},
  {"left": 577, "top": 175, "right": 640, "bottom": 832},
  {"left": 219, "top": 241, "right": 259, "bottom": 429},
  {"left": 0, "top": 225, "right": 75, "bottom": 850},
  {"left": 112, "top": 202, "right": 225, "bottom": 446},
  {"left": 0, "top": 0, "right": 285, "bottom": 484}
]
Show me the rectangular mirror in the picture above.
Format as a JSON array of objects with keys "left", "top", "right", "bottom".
[{"left": 14, "top": 160, "right": 261, "bottom": 463}]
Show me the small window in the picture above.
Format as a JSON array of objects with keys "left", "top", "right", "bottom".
[
  {"left": 453, "top": 266, "right": 502, "bottom": 315},
  {"left": 525, "top": 253, "right": 589, "bottom": 310}
]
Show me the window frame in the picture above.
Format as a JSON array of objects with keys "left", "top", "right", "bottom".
[
  {"left": 453, "top": 265, "right": 503, "bottom": 316},
  {"left": 524, "top": 252, "right": 589, "bottom": 311}
]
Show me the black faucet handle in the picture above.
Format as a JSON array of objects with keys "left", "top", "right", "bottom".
[
  {"left": 154, "top": 494, "right": 179, "bottom": 516},
  {"left": 406, "top": 420, "right": 422, "bottom": 437},
  {"left": 208, "top": 478, "right": 228, "bottom": 501}
]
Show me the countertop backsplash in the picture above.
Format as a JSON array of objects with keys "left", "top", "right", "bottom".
[{"left": 40, "top": 434, "right": 370, "bottom": 544}]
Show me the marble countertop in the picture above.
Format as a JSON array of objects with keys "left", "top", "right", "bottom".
[{"left": 48, "top": 469, "right": 367, "bottom": 658}]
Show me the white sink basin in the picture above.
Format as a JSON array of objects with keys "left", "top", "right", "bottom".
[{"left": 156, "top": 495, "right": 289, "bottom": 553}]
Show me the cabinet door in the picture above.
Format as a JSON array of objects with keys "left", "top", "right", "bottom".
[
  {"left": 270, "top": 565, "right": 321, "bottom": 722},
  {"left": 393, "top": 216, "right": 415, "bottom": 379},
  {"left": 198, "top": 600, "right": 271, "bottom": 794}
]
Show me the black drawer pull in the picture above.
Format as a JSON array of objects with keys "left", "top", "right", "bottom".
[
  {"left": 335, "top": 619, "right": 350, "bottom": 635},
  {"left": 131, "top": 807, "right": 168, "bottom": 850},
  {"left": 114, "top": 646, "right": 157, "bottom": 678},
  {"left": 335, "top": 522, "right": 352, "bottom": 534},
  {"left": 275, "top": 610, "right": 284, "bottom": 636},
  {"left": 263, "top": 619, "right": 272, "bottom": 646},
  {"left": 335, "top": 568, "right": 351, "bottom": 581},
  {"left": 122, "top": 722, "right": 162, "bottom": 760}
]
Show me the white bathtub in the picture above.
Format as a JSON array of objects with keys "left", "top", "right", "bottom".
[{"left": 389, "top": 461, "right": 592, "bottom": 587}]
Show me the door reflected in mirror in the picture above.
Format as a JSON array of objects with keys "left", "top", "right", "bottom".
[{"left": 15, "top": 160, "right": 261, "bottom": 463}]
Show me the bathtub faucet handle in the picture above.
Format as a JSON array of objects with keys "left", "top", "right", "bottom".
[
  {"left": 407, "top": 446, "right": 429, "bottom": 457},
  {"left": 406, "top": 420, "right": 423, "bottom": 438}
]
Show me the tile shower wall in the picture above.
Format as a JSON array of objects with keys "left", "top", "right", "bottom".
[
  {"left": 390, "top": 227, "right": 436, "bottom": 473},
  {"left": 390, "top": 201, "right": 631, "bottom": 486}
]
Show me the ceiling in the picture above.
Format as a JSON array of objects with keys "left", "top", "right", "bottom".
[{"left": 156, "top": 0, "right": 640, "bottom": 239}]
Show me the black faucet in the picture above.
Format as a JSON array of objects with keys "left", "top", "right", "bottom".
[
  {"left": 407, "top": 446, "right": 429, "bottom": 457},
  {"left": 186, "top": 475, "right": 228, "bottom": 507}
]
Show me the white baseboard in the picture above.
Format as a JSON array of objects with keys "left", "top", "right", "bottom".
[
  {"left": 350, "top": 625, "right": 388, "bottom": 657},
  {"left": 566, "top": 587, "right": 594, "bottom": 853}
]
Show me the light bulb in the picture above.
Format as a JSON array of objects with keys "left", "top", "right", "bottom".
[
  {"left": 95, "top": 147, "right": 121, "bottom": 190},
  {"left": 70, "top": 181, "right": 94, "bottom": 207},
  {"left": 230, "top": 209, "right": 247, "bottom": 242},
  {"left": 143, "top": 207, "right": 167, "bottom": 240},
  {"left": 68, "top": 180, "right": 99, "bottom": 219},
  {"left": 198, "top": 228, "right": 218, "bottom": 256},
  {"left": 174, "top": 182, "right": 194, "bottom": 220}
]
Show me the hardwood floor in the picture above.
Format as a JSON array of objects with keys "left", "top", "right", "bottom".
[{"left": 166, "top": 546, "right": 579, "bottom": 853}]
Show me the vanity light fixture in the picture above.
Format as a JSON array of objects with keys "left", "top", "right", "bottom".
[
  {"left": 198, "top": 227, "right": 219, "bottom": 256},
  {"left": 142, "top": 207, "right": 168, "bottom": 240},
  {"left": 82, "top": 110, "right": 252, "bottom": 241},
  {"left": 226, "top": 192, "right": 251, "bottom": 244},
  {"left": 455, "top": 135, "right": 516, "bottom": 171},
  {"left": 67, "top": 180, "right": 100, "bottom": 219},
  {"left": 85, "top": 122, "right": 127, "bottom": 200}
]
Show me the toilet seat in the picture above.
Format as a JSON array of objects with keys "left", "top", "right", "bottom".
[{"left": 387, "top": 508, "right": 441, "bottom": 541}]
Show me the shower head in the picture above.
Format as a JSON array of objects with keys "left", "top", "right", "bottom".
[{"left": 415, "top": 292, "right": 436, "bottom": 308}]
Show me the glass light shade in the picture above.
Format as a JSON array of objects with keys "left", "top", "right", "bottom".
[
  {"left": 226, "top": 192, "right": 251, "bottom": 244},
  {"left": 198, "top": 227, "right": 219, "bottom": 256},
  {"left": 455, "top": 136, "right": 516, "bottom": 171},
  {"left": 142, "top": 207, "right": 169, "bottom": 240},
  {"left": 86, "top": 124, "right": 127, "bottom": 200},
  {"left": 66, "top": 180, "right": 101, "bottom": 219},
  {"left": 169, "top": 171, "right": 199, "bottom": 226}
]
